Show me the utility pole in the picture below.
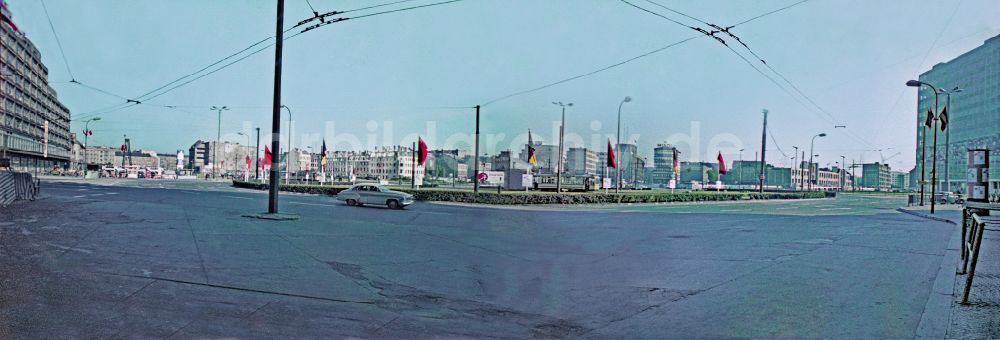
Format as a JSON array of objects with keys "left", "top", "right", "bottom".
[
  {"left": 758, "top": 109, "right": 768, "bottom": 193},
  {"left": 473, "top": 105, "right": 480, "bottom": 194},
  {"left": 267, "top": 0, "right": 284, "bottom": 214}
]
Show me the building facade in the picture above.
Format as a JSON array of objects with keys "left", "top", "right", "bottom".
[
  {"left": 915, "top": 34, "right": 1000, "bottom": 194},
  {"left": 651, "top": 143, "right": 679, "bottom": 187},
  {"left": 187, "top": 140, "right": 255, "bottom": 175},
  {"left": 1, "top": 4, "right": 72, "bottom": 173},
  {"left": 566, "top": 147, "right": 597, "bottom": 176},
  {"left": 860, "top": 162, "right": 893, "bottom": 191}
]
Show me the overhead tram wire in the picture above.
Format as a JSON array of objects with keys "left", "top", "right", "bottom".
[
  {"left": 640, "top": 0, "right": 873, "bottom": 147},
  {"left": 138, "top": 0, "right": 463, "bottom": 105},
  {"left": 70, "top": 0, "right": 465, "bottom": 121},
  {"left": 39, "top": 0, "right": 74, "bottom": 81},
  {"left": 481, "top": 0, "right": 820, "bottom": 107},
  {"left": 625, "top": 0, "right": 875, "bottom": 148},
  {"left": 298, "top": 0, "right": 467, "bottom": 33},
  {"left": 483, "top": 35, "right": 701, "bottom": 106}
]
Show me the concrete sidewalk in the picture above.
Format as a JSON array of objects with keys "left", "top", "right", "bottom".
[{"left": 898, "top": 204, "right": 1000, "bottom": 339}]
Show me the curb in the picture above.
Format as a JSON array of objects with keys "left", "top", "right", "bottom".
[
  {"left": 915, "top": 215, "right": 963, "bottom": 338},
  {"left": 896, "top": 208, "right": 957, "bottom": 225}
]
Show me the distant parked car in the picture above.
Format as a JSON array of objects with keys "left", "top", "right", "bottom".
[{"left": 336, "top": 184, "right": 415, "bottom": 209}]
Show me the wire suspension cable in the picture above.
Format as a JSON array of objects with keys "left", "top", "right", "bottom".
[{"left": 40, "top": 0, "right": 74, "bottom": 80}]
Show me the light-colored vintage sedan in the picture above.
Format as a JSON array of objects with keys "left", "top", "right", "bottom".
[{"left": 336, "top": 184, "right": 415, "bottom": 209}]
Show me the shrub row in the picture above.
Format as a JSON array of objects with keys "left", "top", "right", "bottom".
[{"left": 233, "top": 180, "right": 829, "bottom": 205}]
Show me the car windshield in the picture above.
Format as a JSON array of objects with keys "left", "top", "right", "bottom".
[{"left": 5, "top": 1, "right": 997, "bottom": 338}]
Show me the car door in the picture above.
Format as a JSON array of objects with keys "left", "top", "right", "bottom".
[
  {"left": 368, "top": 186, "right": 388, "bottom": 205},
  {"left": 362, "top": 185, "right": 381, "bottom": 205}
]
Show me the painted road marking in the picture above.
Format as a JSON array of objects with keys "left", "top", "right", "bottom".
[
  {"left": 720, "top": 209, "right": 752, "bottom": 212},
  {"left": 222, "top": 195, "right": 253, "bottom": 200},
  {"left": 820, "top": 207, "right": 852, "bottom": 211},
  {"left": 287, "top": 201, "right": 332, "bottom": 207}
]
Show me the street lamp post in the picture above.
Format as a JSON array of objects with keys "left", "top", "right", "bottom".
[
  {"left": 238, "top": 132, "right": 251, "bottom": 180},
  {"left": 552, "top": 101, "right": 572, "bottom": 192},
  {"left": 907, "top": 80, "right": 940, "bottom": 212},
  {"left": 82, "top": 117, "right": 100, "bottom": 175},
  {"left": 210, "top": 106, "right": 229, "bottom": 178},
  {"left": 255, "top": 127, "right": 260, "bottom": 181},
  {"left": 738, "top": 148, "right": 744, "bottom": 186},
  {"left": 792, "top": 146, "right": 799, "bottom": 190},
  {"left": 615, "top": 96, "right": 631, "bottom": 193},
  {"left": 808, "top": 133, "right": 826, "bottom": 191},
  {"left": 939, "top": 87, "right": 962, "bottom": 193},
  {"left": 281, "top": 105, "right": 292, "bottom": 184}
]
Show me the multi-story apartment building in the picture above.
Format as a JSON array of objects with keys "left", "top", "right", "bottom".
[
  {"left": 1, "top": 3, "right": 72, "bottom": 172},
  {"left": 328, "top": 146, "right": 424, "bottom": 182}
]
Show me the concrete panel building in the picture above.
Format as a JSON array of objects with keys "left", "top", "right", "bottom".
[{"left": 1, "top": 6, "right": 72, "bottom": 172}]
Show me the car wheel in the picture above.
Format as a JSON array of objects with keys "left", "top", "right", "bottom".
[
  {"left": 346, "top": 199, "right": 357, "bottom": 206},
  {"left": 387, "top": 199, "right": 400, "bottom": 209}
]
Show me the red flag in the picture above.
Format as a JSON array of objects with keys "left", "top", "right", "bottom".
[
  {"left": 717, "top": 152, "right": 727, "bottom": 175},
  {"left": 607, "top": 139, "right": 617, "bottom": 168},
  {"left": 264, "top": 145, "right": 273, "bottom": 166},
  {"left": 924, "top": 108, "right": 934, "bottom": 129},
  {"left": 417, "top": 137, "right": 428, "bottom": 166},
  {"left": 245, "top": 155, "right": 251, "bottom": 169}
]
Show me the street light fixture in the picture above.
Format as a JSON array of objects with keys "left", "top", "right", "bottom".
[
  {"left": 82, "top": 117, "right": 101, "bottom": 175},
  {"left": 808, "top": 133, "right": 826, "bottom": 191},
  {"left": 210, "top": 106, "right": 229, "bottom": 178},
  {"left": 552, "top": 101, "right": 572, "bottom": 192},
  {"left": 615, "top": 96, "right": 631, "bottom": 193},
  {"left": 906, "top": 79, "right": 941, "bottom": 212},
  {"left": 281, "top": 105, "right": 292, "bottom": 184},
  {"left": 238, "top": 132, "right": 251, "bottom": 179},
  {"left": 938, "top": 86, "right": 963, "bottom": 193},
  {"left": 792, "top": 146, "right": 799, "bottom": 190}
]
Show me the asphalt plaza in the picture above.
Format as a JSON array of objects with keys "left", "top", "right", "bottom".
[{"left": 0, "top": 180, "right": 958, "bottom": 338}]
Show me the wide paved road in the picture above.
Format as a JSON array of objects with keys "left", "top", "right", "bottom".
[{"left": 1, "top": 180, "right": 954, "bottom": 338}]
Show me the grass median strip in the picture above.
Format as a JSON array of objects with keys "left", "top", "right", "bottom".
[{"left": 232, "top": 181, "right": 830, "bottom": 205}]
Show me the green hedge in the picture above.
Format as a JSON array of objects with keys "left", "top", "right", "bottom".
[{"left": 233, "top": 180, "right": 830, "bottom": 205}]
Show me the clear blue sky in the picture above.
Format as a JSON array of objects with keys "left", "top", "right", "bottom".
[{"left": 8, "top": 0, "right": 999, "bottom": 170}]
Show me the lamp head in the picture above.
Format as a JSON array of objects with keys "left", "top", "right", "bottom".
[
  {"left": 819, "top": 133, "right": 827, "bottom": 137},
  {"left": 623, "top": 96, "right": 632, "bottom": 103},
  {"left": 906, "top": 80, "right": 922, "bottom": 87}
]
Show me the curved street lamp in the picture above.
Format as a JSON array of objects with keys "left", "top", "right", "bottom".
[
  {"left": 552, "top": 101, "right": 573, "bottom": 192},
  {"left": 616, "top": 96, "right": 632, "bottom": 193},
  {"left": 281, "top": 105, "right": 292, "bottom": 184},
  {"left": 808, "top": 133, "right": 826, "bottom": 191},
  {"left": 907, "top": 80, "right": 940, "bottom": 212},
  {"left": 210, "top": 106, "right": 229, "bottom": 178},
  {"left": 82, "top": 117, "right": 101, "bottom": 174}
]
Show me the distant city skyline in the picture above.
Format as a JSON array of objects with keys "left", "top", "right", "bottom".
[{"left": 6, "top": 0, "right": 1000, "bottom": 171}]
